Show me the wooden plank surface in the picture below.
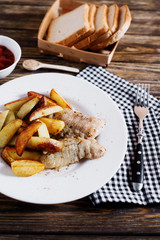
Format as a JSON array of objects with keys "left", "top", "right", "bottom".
[{"left": 0, "top": 0, "right": 160, "bottom": 238}]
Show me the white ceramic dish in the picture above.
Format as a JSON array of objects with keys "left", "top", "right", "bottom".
[
  {"left": 0, "top": 73, "right": 127, "bottom": 204},
  {"left": 0, "top": 35, "right": 21, "bottom": 79}
]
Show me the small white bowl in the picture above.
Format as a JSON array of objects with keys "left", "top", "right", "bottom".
[{"left": 0, "top": 35, "right": 21, "bottom": 79}]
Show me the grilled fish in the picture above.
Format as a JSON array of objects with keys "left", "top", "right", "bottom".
[
  {"left": 53, "top": 109, "right": 105, "bottom": 139},
  {"left": 40, "top": 137, "right": 106, "bottom": 169}
]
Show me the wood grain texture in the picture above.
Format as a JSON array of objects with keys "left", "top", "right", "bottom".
[
  {"left": 0, "top": 236, "right": 160, "bottom": 240},
  {"left": 0, "top": 195, "right": 160, "bottom": 235},
  {"left": 0, "top": 0, "right": 160, "bottom": 238}
]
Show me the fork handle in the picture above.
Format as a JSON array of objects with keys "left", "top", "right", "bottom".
[{"left": 132, "top": 143, "right": 144, "bottom": 191}]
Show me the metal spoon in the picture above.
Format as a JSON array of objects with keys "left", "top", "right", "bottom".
[{"left": 23, "top": 59, "right": 79, "bottom": 73}]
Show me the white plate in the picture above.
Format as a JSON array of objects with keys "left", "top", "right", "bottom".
[{"left": 0, "top": 73, "right": 127, "bottom": 204}]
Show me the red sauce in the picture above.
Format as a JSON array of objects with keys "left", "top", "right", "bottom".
[{"left": 0, "top": 45, "right": 15, "bottom": 70}]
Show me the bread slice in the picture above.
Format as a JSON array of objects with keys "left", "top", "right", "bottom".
[
  {"left": 91, "top": 5, "right": 131, "bottom": 51},
  {"left": 87, "top": 4, "right": 97, "bottom": 35},
  {"left": 46, "top": 4, "right": 91, "bottom": 46},
  {"left": 72, "top": 4, "right": 96, "bottom": 48},
  {"left": 74, "top": 4, "right": 109, "bottom": 50},
  {"left": 90, "top": 4, "right": 119, "bottom": 47}
]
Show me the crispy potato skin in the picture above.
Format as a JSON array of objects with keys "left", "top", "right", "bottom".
[
  {"left": 28, "top": 91, "right": 57, "bottom": 106},
  {"left": 1, "top": 147, "right": 15, "bottom": 165},
  {"left": 27, "top": 137, "right": 63, "bottom": 152},
  {"left": 16, "top": 121, "right": 42, "bottom": 156}
]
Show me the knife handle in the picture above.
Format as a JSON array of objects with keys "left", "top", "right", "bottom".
[{"left": 132, "top": 143, "right": 144, "bottom": 191}]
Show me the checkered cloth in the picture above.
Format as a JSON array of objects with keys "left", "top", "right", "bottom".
[{"left": 77, "top": 66, "right": 160, "bottom": 205}]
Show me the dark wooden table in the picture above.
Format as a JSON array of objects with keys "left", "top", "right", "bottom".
[{"left": 0, "top": 0, "right": 160, "bottom": 239}]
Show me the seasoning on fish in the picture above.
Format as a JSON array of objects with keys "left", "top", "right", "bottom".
[
  {"left": 40, "top": 137, "right": 106, "bottom": 169},
  {"left": 53, "top": 109, "right": 105, "bottom": 139}
]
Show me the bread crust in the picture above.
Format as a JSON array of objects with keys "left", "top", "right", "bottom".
[
  {"left": 91, "top": 5, "right": 131, "bottom": 51},
  {"left": 90, "top": 4, "right": 119, "bottom": 48},
  {"left": 74, "top": 4, "right": 109, "bottom": 50},
  {"left": 71, "top": 4, "right": 96, "bottom": 48}
]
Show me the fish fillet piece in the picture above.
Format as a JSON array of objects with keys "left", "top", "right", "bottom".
[
  {"left": 54, "top": 109, "right": 105, "bottom": 138},
  {"left": 40, "top": 137, "right": 106, "bottom": 169}
]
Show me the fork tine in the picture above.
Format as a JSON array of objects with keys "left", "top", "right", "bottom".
[
  {"left": 143, "top": 84, "right": 146, "bottom": 107},
  {"left": 135, "top": 83, "right": 140, "bottom": 105},
  {"left": 139, "top": 83, "right": 143, "bottom": 106},
  {"left": 147, "top": 84, "right": 150, "bottom": 107}
]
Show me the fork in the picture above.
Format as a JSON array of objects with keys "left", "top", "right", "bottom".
[{"left": 132, "top": 83, "right": 150, "bottom": 191}]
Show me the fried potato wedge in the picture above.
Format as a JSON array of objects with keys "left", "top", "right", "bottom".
[
  {"left": 40, "top": 117, "right": 65, "bottom": 135},
  {"left": 27, "top": 136, "right": 63, "bottom": 152},
  {"left": 17, "top": 97, "right": 39, "bottom": 119},
  {"left": 27, "top": 96, "right": 47, "bottom": 118},
  {"left": 1, "top": 147, "right": 15, "bottom": 165},
  {"left": 17, "top": 121, "right": 28, "bottom": 134},
  {"left": 38, "top": 121, "right": 50, "bottom": 138},
  {"left": 11, "top": 160, "right": 45, "bottom": 177},
  {"left": 50, "top": 88, "right": 72, "bottom": 109},
  {"left": 0, "top": 110, "right": 9, "bottom": 130},
  {"left": 16, "top": 121, "right": 42, "bottom": 156},
  {"left": 37, "top": 121, "right": 50, "bottom": 154},
  {"left": 0, "top": 119, "right": 22, "bottom": 148},
  {"left": 28, "top": 91, "right": 57, "bottom": 106},
  {"left": 36, "top": 96, "right": 47, "bottom": 108},
  {"left": 29, "top": 105, "right": 63, "bottom": 121},
  {"left": 8, "top": 135, "right": 17, "bottom": 146},
  {"left": 4, "top": 96, "right": 36, "bottom": 111},
  {"left": 9, "top": 136, "right": 63, "bottom": 153},
  {"left": 4, "top": 110, "right": 15, "bottom": 126},
  {"left": 5, "top": 146, "right": 40, "bottom": 161}
]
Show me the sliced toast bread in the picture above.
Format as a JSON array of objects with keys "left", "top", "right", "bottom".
[
  {"left": 91, "top": 5, "right": 131, "bottom": 51},
  {"left": 74, "top": 4, "right": 109, "bottom": 50},
  {"left": 46, "top": 4, "right": 91, "bottom": 46},
  {"left": 90, "top": 4, "right": 119, "bottom": 47},
  {"left": 88, "top": 4, "right": 97, "bottom": 35}
]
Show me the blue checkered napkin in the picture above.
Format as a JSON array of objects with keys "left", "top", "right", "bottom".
[{"left": 77, "top": 66, "right": 160, "bottom": 205}]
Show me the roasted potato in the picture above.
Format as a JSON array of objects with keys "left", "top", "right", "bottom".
[
  {"left": 36, "top": 96, "right": 47, "bottom": 108},
  {"left": 5, "top": 95, "right": 36, "bottom": 111},
  {"left": 40, "top": 117, "right": 65, "bottom": 135},
  {"left": 37, "top": 121, "right": 50, "bottom": 154},
  {"left": 16, "top": 121, "right": 42, "bottom": 156},
  {"left": 4, "top": 110, "right": 15, "bottom": 126},
  {"left": 27, "top": 136, "right": 63, "bottom": 152},
  {"left": 0, "top": 119, "right": 22, "bottom": 148},
  {"left": 8, "top": 135, "right": 17, "bottom": 146},
  {"left": 50, "top": 88, "right": 72, "bottom": 109},
  {"left": 11, "top": 160, "right": 45, "bottom": 177},
  {"left": 38, "top": 121, "right": 50, "bottom": 138},
  {"left": 6, "top": 146, "right": 40, "bottom": 160},
  {"left": 29, "top": 105, "right": 63, "bottom": 121},
  {"left": 1, "top": 146, "right": 15, "bottom": 165},
  {"left": 17, "top": 96, "right": 39, "bottom": 119},
  {"left": 0, "top": 110, "right": 9, "bottom": 130},
  {"left": 28, "top": 91, "right": 57, "bottom": 106},
  {"left": 17, "top": 121, "right": 28, "bottom": 134}
]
